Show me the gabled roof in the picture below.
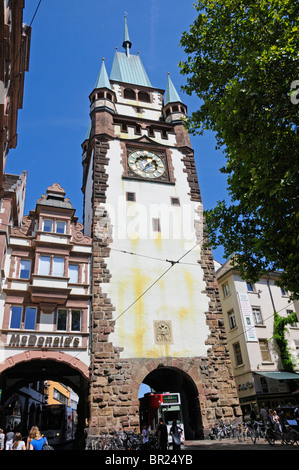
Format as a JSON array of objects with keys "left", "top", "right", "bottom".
[{"left": 110, "top": 51, "right": 152, "bottom": 87}]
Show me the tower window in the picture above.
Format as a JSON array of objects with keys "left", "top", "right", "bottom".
[
  {"left": 171, "top": 197, "right": 180, "bottom": 206},
  {"left": 126, "top": 192, "right": 136, "bottom": 202},
  {"left": 138, "top": 91, "right": 150, "bottom": 103},
  {"left": 152, "top": 218, "right": 161, "bottom": 232},
  {"left": 124, "top": 88, "right": 136, "bottom": 100}
]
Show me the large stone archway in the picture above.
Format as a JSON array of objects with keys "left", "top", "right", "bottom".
[
  {"left": 140, "top": 365, "right": 203, "bottom": 440},
  {"left": 0, "top": 351, "right": 90, "bottom": 449}
]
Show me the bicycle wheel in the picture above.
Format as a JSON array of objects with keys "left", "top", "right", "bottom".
[
  {"left": 265, "top": 430, "right": 275, "bottom": 445},
  {"left": 236, "top": 428, "right": 243, "bottom": 442}
]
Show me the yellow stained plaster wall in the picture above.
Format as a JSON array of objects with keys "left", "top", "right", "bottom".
[{"left": 99, "top": 140, "right": 211, "bottom": 359}]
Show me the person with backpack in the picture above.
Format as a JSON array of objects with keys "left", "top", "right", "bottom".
[{"left": 29, "top": 427, "right": 49, "bottom": 450}]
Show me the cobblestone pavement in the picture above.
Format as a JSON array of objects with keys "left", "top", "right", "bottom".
[{"left": 182, "top": 438, "right": 299, "bottom": 450}]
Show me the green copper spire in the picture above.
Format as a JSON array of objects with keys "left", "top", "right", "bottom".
[
  {"left": 164, "top": 73, "right": 182, "bottom": 105},
  {"left": 110, "top": 16, "right": 152, "bottom": 87},
  {"left": 94, "top": 58, "right": 112, "bottom": 90},
  {"left": 122, "top": 15, "right": 132, "bottom": 56}
]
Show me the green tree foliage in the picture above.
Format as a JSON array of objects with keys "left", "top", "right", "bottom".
[
  {"left": 273, "top": 311, "right": 298, "bottom": 372},
  {"left": 180, "top": 0, "right": 299, "bottom": 298}
]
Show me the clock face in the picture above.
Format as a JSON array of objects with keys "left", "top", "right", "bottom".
[{"left": 128, "top": 150, "right": 166, "bottom": 179}]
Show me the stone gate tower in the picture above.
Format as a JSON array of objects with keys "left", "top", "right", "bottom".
[{"left": 82, "top": 18, "right": 241, "bottom": 440}]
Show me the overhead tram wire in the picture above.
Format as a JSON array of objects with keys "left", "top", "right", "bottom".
[
  {"left": 109, "top": 246, "right": 204, "bottom": 267},
  {"left": 106, "top": 234, "right": 209, "bottom": 329}
]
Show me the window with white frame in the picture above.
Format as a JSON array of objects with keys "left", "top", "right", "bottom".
[
  {"left": 233, "top": 342, "right": 243, "bottom": 366},
  {"left": 38, "top": 255, "right": 64, "bottom": 277},
  {"left": 9, "top": 306, "right": 37, "bottom": 330},
  {"left": 39, "top": 255, "right": 51, "bottom": 275},
  {"left": 57, "top": 308, "right": 81, "bottom": 332},
  {"left": 68, "top": 264, "right": 79, "bottom": 283},
  {"left": 246, "top": 281, "right": 254, "bottom": 292},
  {"left": 43, "top": 219, "right": 53, "bottom": 232},
  {"left": 42, "top": 218, "right": 67, "bottom": 234},
  {"left": 10, "top": 305, "right": 22, "bottom": 329},
  {"left": 56, "top": 221, "right": 66, "bottom": 234},
  {"left": 252, "top": 306, "right": 263, "bottom": 325},
  {"left": 24, "top": 307, "right": 37, "bottom": 330},
  {"left": 228, "top": 310, "right": 237, "bottom": 330},
  {"left": 223, "top": 283, "right": 230, "bottom": 298},
  {"left": 71, "top": 310, "right": 81, "bottom": 331},
  {"left": 52, "top": 257, "right": 64, "bottom": 276},
  {"left": 57, "top": 309, "right": 67, "bottom": 331},
  {"left": 20, "top": 259, "right": 31, "bottom": 279},
  {"left": 259, "top": 339, "right": 271, "bottom": 362}
]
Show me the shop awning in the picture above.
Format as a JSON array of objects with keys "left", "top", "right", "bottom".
[{"left": 254, "top": 371, "right": 299, "bottom": 381}]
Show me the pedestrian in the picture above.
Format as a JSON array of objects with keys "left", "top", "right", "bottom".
[
  {"left": 278, "top": 408, "right": 286, "bottom": 430},
  {"left": 142, "top": 425, "right": 149, "bottom": 449},
  {"left": 0, "top": 429, "right": 4, "bottom": 450},
  {"left": 29, "top": 427, "right": 48, "bottom": 450},
  {"left": 260, "top": 406, "right": 268, "bottom": 424},
  {"left": 169, "top": 420, "right": 183, "bottom": 450},
  {"left": 5, "top": 429, "right": 14, "bottom": 450},
  {"left": 26, "top": 425, "right": 39, "bottom": 450},
  {"left": 11, "top": 433, "right": 26, "bottom": 450},
  {"left": 250, "top": 408, "right": 257, "bottom": 422},
  {"left": 272, "top": 410, "right": 282, "bottom": 432},
  {"left": 157, "top": 418, "right": 168, "bottom": 451}
]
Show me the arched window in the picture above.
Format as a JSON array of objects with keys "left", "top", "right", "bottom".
[
  {"left": 138, "top": 91, "right": 150, "bottom": 103},
  {"left": 124, "top": 88, "right": 136, "bottom": 100}
]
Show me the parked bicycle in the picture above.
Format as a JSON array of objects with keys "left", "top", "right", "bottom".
[{"left": 247, "top": 420, "right": 266, "bottom": 444}]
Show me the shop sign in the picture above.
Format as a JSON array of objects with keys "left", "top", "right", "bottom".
[
  {"left": 237, "top": 292, "right": 257, "bottom": 342},
  {"left": 8, "top": 333, "right": 80, "bottom": 348},
  {"left": 238, "top": 381, "right": 254, "bottom": 391}
]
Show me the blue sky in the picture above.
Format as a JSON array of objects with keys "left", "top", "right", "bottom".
[{"left": 6, "top": 0, "right": 229, "bottom": 263}]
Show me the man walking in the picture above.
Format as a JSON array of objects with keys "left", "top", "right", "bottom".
[{"left": 157, "top": 418, "right": 168, "bottom": 451}]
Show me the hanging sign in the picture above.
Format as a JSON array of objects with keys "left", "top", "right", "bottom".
[{"left": 237, "top": 292, "right": 257, "bottom": 342}]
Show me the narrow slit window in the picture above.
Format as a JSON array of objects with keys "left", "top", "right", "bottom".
[
  {"left": 152, "top": 218, "right": 161, "bottom": 232},
  {"left": 171, "top": 197, "right": 180, "bottom": 206}
]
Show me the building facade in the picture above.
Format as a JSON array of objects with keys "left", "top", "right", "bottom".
[
  {"left": 0, "top": 183, "right": 92, "bottom": 437},
  {"left": 0, "top": 0, "right": 31, "bottom": 312},
  {"left": 216, "top": 257, "right": 299, "bottom": 419},
  {"left": 82, "top": 19, "right": 241, "bottom": 440}
]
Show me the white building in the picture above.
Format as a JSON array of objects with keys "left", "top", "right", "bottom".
[{"left": 216, "top": 257, "right": 299, "bottom": 418}]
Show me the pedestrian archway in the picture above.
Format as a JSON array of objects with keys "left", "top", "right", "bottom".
[
  {"left": 0, "top": 351, "right": 90, "bottom": 449},
  {"left": 139, "top": 365, "right": 203, "bottom": 440}
]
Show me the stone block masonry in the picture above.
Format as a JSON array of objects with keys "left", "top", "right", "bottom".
[{"left": 87, "top": 137, "right": 242, "bottom": 439}]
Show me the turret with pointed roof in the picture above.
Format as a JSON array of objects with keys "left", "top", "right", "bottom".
[{"left": 163, "top": 73, "right": 187, "bottom": 123}]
